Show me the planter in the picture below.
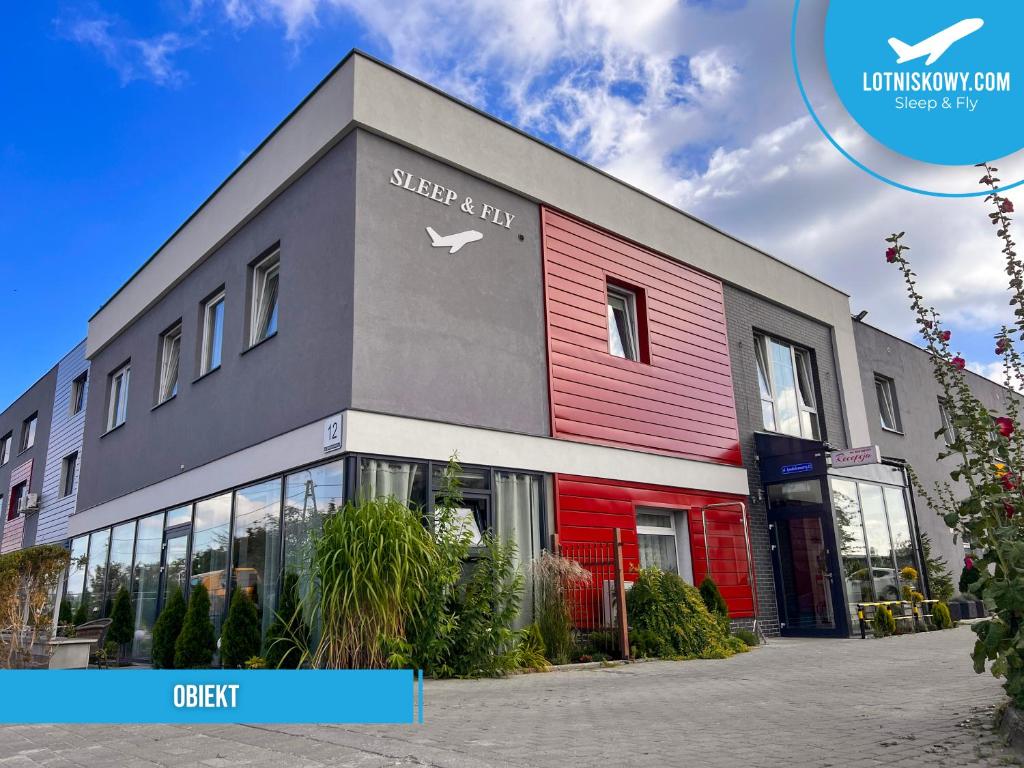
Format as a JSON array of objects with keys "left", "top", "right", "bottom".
[{"left": 948, "top": 602, "right": 968, "bottom": 621}]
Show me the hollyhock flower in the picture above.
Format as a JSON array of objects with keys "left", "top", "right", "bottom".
[
  {"left": 1001, "top": 199, "right": 1015, "bottom": 213},
  {"left": 996, "top": 416, "right": 1015, "bottom": 438},
  {"left": 951, "top": 356, "right": 966, "bottom": 370},
  {"left": 996, "top": 339, "right": 1008, "bottom": 355},
  {"left": 1005, "top": 502, "right": 1016, "bottom": 519},
  {"left": 939, "top": 330, "right": 951, "bottom": 342},
  {"left": 965, "top": 556, "right": 974, "bottom": 570},
  {"left": 1002, "top": 473, "right": 1017, "bottom": 491},
  {"left": 885, "top": 247, "right": 898, "bottom": 263}
]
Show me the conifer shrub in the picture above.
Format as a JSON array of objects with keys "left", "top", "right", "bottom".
[
  {"left": 265, "top": 572, "right": 309, "bottom": 669},
  {"left": 107, "top": 587, "right": 134, "bottom": 661},
  {"left": 932, "top": 601, "right": 954, "bottom": 630},
  {"left": 174, "top": 583, "right": 216, "bottom": 669},
  {"left": 220, "top": 588, "right": 261, "bottom": 669},
  {"left": 699, "top": 576, "right": 731, "bottom": 635},
  {"left": 71, "top": 600, "right": 88, "bottom": 628},
  {"left": 872, "top": 605, "right": 896, "bottom": 637},
  {"left": 151, "top": 586, "right": 186, "bottom": 669},
  {"left": 733, "top": 628, "right": 759, "bottom": 647}
]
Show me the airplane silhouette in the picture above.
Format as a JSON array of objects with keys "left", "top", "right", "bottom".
[
  {"left": 888, "top": 18, "right": 984, "bottom": 66},
  {"left": 425, "top": 227, "right": 484, "bottom": 254}
]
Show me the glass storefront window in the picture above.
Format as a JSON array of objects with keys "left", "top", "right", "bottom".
[
  {"left": 767, "top": 480, "right": 823, "bottom": 508},
  {"left": 284, "top": 461, "right": 344, "bottom": 599},
  {"left": 131, "top": 512, "right": 163, "bottom": 658},
  {"left": 84, "top": 528, "right": 111, "bottom": 621},
  {"left": 831, "top": 479, "right": 871, "bottom": 624},
  {"left": 860, "top": 485, "right": 899, "bottom": 601},
  {"left": 431, "top": 465, "right": 490, "bottom": 492},
  {"left": 165, "top": 504, "right": 191, "bottom": 528},
  {"left": 64, "top": 535, "right": 89, "bottom": 616},
  {"left": 191, "top": 493, "right": 231, "bottom": 636},
  {"left": 232, "top": 479, "right": 282, "bottom": 640},
  {"left": 358, "top": 458, "right": 426, "bottom": 509},
  {"left": 107, "top": 521, "right": 136, "bottom": 611}
]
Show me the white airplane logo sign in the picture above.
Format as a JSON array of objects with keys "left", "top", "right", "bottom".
[
  {"left": 888, "top": 18, "right": 984, "bottom": 66},
  {"left": 426, "top": 226, "right": 483, "bottom": 254}
]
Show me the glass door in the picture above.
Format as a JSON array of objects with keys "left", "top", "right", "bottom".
[
  {"left": 160, "top": 528, "right": 190, "bottom": 608},
  {"left": 773, "top": 516, "right": 836, "bottom": 631}
]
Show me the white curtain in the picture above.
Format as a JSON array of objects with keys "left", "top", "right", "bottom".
[
  {"left": 494, "top": 472, "right": 541, "bottom": 625},
  {"left": 254, "top": 268, "right": 279, "bottom": 342},
  {"left": 359, "top": 460, "right": 419, "bottom": 507}
]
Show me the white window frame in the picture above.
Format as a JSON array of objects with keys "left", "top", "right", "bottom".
[
  {"left": 249, "top": 251, "right": 280, "bottom": 347},
  {"left": 874, "top": 374, "right": 900, "bottom": 432},
  {"left": 939, "top": 399, "right": 957, "bottom": 446},
  {"left": 755, "top": 335, "right": 820, "bottom": 440},
  {"left": 20, "top": 414, "right": 36, "bottom": 452},
  {"left": 0, "top": 433, "right": 10, "bottom": 466},
  {"left": 635, "top": 509, "right": 694, "bottom": 583},
  {"left": 107, "top": 363, "right": 131, "bottom": 431},
  {"left": 607, "top": 284, "right": 640, "bottom": 361},
  {"left": 60, "top": 452, "right": 78, "bottom": 498},
  {"left": 157, "top": 324, "right": 182, "bottom": 404},
  {"left": 200, "top": 291, "right": 226, "bottom": 375},
  {"left": 70, "top": 373, "right": 87, "bottom": 416}
]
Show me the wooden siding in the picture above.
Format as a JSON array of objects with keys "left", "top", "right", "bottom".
[
  {"left": 555, "top": 474, "right": 755, "bottom": 617},
  {"left": 541, "top": 208, "right": 742, "bottom": 464}
]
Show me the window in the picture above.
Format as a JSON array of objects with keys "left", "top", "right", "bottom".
[
  {"left": 157, "top": 324, "right": 182, "bottom": 403},
  {"left": 250, "top": 251, "right": 280, "bottom": 346},
  {"left": 232, "top": 479, "right": 282, "bottom": 640},
  {"left": 19, "top": 413, "right": 37, "bottom": 452},
  {"left": 874, "top": 375, "right": 901, "bottom": 432},
  {"left": 60, "top": 452, "right": 78, "bottom": 497},
  {"left": 191, "top": 493, "right": 231, "bottom": 636},
  {"left": 8, "top": 482, "right": 26, "bottom": 521},
  {"left": 200, "top": 291, "right": 225, "bottom": 375},
  {"left": 755, "top": 334, "right": 820, "bottom": 439},
  {"left": 107, "top": 363, "right": 130, "bottom": 431},
  {"left": 0, "top": 434, "right": 10, "bottom": 466},
  {"left": 70, "top": 373, "right": 87, "bottom": 415},
  {"left": 939, "top": 399, "right": 957, "bottom": 446},
  {"left": 606, "top": 284, "right": 640, "bottom": 361},
  {"left": 637, "top": 510, "right": 690, "bottom": 580}
]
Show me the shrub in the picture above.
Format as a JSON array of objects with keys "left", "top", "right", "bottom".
[
  {"left": 57, "top": 599, "right": 72, "bottom": 636},
  {"left": 958, "top": 562, "right": 980, "bottom": 595},
  {"left": 517, "top": 623, "right": 549, "bottom": 671},
  {"left": 733, "top": 628, "right": 759, "bottom": 647},
  {"left": 629, "top": 628, "right": 663, "bottom": 658},
  {"left": 151, "top": 587, "right": 185, "bottom": 669},
  {"left": 243, "top": 656, "right": 266, "bottom": 669},
  {"left": 0, "top": 544, "right": 69, "bottom": 668},
  {"left": 872, "top": 605, "right": 896, "bottom": 638},
  {"left": 932, "top": 601, "right": 954, "bottom": 630},
  {"left": 532, "top": 551, "right": 589, "bottom": 665},
  {"left": 71, "top": 601, "right": 88, "bottom": 627},
  {"left": 919, "top": 534, "right": 955, "bottom": 602},
  {"left": 627, "top": 568, "right": 739, "bottom": 660},
  {"left": 221, "top": 588, "right": 261, "bottom": 669},
  {"left": 107, "top": 587, "right": 134, "bottom": 660},
  {"left": 265, "top": 572, "right": 308, "bottom": 669},
  {"left": 302, "top": 496, "right": 435, "bottom": 669},
  {"left": 175, "top": 583, "right": 216, "bottom": 669},
  {"left": 699, "top": 576, "right": 731, "bottom": 636}
]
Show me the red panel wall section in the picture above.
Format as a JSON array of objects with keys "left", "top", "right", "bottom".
[
  {"left": 0, "top": 459, "right": 33, "bottom": 554},
  {"left": 541, "top": 207, "right": 742, "bottom": 465},
  {"left": 555, "top": 474, "right": 754, "bottom": 618}
]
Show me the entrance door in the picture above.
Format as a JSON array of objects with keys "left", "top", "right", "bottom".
[
  {"left": 160, "top": 528, "right": 190, "bottom": 609},
  {"left": 773, "top": 516, "right": 836, "bottom": 632}
]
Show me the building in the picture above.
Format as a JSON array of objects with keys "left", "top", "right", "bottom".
[
  {"left": 854, "top": 318, "right": 1015, "bottom": 587},
  {"left": 50, "top": 51, "right": 886, "bottom": 659}
]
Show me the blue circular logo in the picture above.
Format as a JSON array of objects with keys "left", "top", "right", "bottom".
[{"left": 825, "top": 1, "right": 1024, "bottom": 166}]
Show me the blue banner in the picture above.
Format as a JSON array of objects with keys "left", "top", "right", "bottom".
[{"left": 0, "top": 669, "right": 423, "bottom": 724}]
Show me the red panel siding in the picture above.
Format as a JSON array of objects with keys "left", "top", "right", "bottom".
[
  {"left": 541, "top": 208, "right": 742, "bottom": 465},
  {"left": 555, "top": 474, "right": 754, "bottom": 618},
  {"left": 0, "top": 460, "right": 33, "bottom": 554}
]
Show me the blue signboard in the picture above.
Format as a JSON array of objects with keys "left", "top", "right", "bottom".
[
  {"left": 781, "top": 462, "right": 814, "bottom": 476},
  {"left": 0, "top": 669, "right": 423, "bottom": 724}
]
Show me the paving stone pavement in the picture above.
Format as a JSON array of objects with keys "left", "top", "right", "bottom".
[{"left": 0, "top": 625, "right": 1021, "bottom": 768}]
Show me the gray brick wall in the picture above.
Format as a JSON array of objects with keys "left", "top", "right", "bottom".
[
  {"left": 723, "top": 285, "right": 849, "bottom": 636},
  {"left": 33, "top": 341, "right": 88, "bottom": 545}
]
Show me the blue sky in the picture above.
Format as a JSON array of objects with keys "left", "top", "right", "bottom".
[{"left": 0, "top": 1, "right": 1014, "bottom": 408}]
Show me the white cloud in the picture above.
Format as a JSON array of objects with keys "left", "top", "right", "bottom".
[{"left": 57, "top": 16, "right": 192, "bottom": 87}]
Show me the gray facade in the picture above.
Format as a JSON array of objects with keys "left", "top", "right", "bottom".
[
  {"left": 724, "top": 284, "right": 850, "bottom": 635},
  {"left": 0, "top": 364, "right": 58, "bottom": 552},
  {"left": 853, "top": 320, "right": 1013, "bottom": 580},
  {"left": 33, "top": 341, "right": 89, "bottom": 545}
]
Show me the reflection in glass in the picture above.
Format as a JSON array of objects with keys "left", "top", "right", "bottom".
[
  {"left": 767, "top": 480, "right": 823, "bottom": 508},
  {"left": 860, "top": 485, "right": 899, "bottom": 601},
  {"left": 358, "top": 459, "right": 426, "bottom": 508},
  {"left": 165, "top": 505, "right": 192, "bottom": 528},
  {"left": 65, "top": 536, "right": 89, "bottom": 614},
  {"left": 84, "top": 528, "right": 111, "bottom": 620},
  {"left": 107, "top": 521, "right": 136, "bottom": 614},
  {"left": 884, "top": 487, "right": 916, "bottom": 571},
  {"left": 131, "top": 513, "right": 163, "bottom": 658},
  {"left": 163, "top": 533, "right": 189, "bottom": 605},
  {"left": 191, "top": 493, "right": 231, "bottom": 636},
  {"left": 769, "top": 338, "right": 801, "bottom": 436},
  {"left": 832, "top": 479, "right": 871, "bottom": 624},
  {"left": 232, "top": 479, "right": 282, "bottom": 640},
  {"left": 776, "top": 516, "right": 835, "bottom": 629}
]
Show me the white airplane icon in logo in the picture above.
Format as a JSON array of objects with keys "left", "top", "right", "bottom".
[
  {"left": 425, "top": 226, "right": 483, "bottom": 254},
  {"left": 888, "top": 18, "right": 984, "bottom": 66}
]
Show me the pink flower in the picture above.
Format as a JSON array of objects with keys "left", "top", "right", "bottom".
[
  {"left": 996, "top": 416, "right": 1015, "bottom": 438},
  {"left": 1001, "top": 199, "right": 1015, "bottom": 213},
  {"left": 996, "top": 338, "right": 1008, "bottom": 355},
  {"left": 964, "top": 556, "right": 974, "bottom": 570},
  {"left": 1005, "top": 502, "right": 1016, "bottom": 519},
  {"left": 1002, "top": 473, "right": 1018, "bottom": 491},
  {"left": 939, "top": 330, "right": 951, "bottom": 342},
  {"left": 885, "top": 247, "right": 898, "bottom": 263},
  {"left": 951, "top": 356, "right": 966, "bottom": 370}
]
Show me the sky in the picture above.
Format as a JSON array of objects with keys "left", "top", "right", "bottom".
[{"left": 0, "top": 0, "right": 1020, "bottom": 408}]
